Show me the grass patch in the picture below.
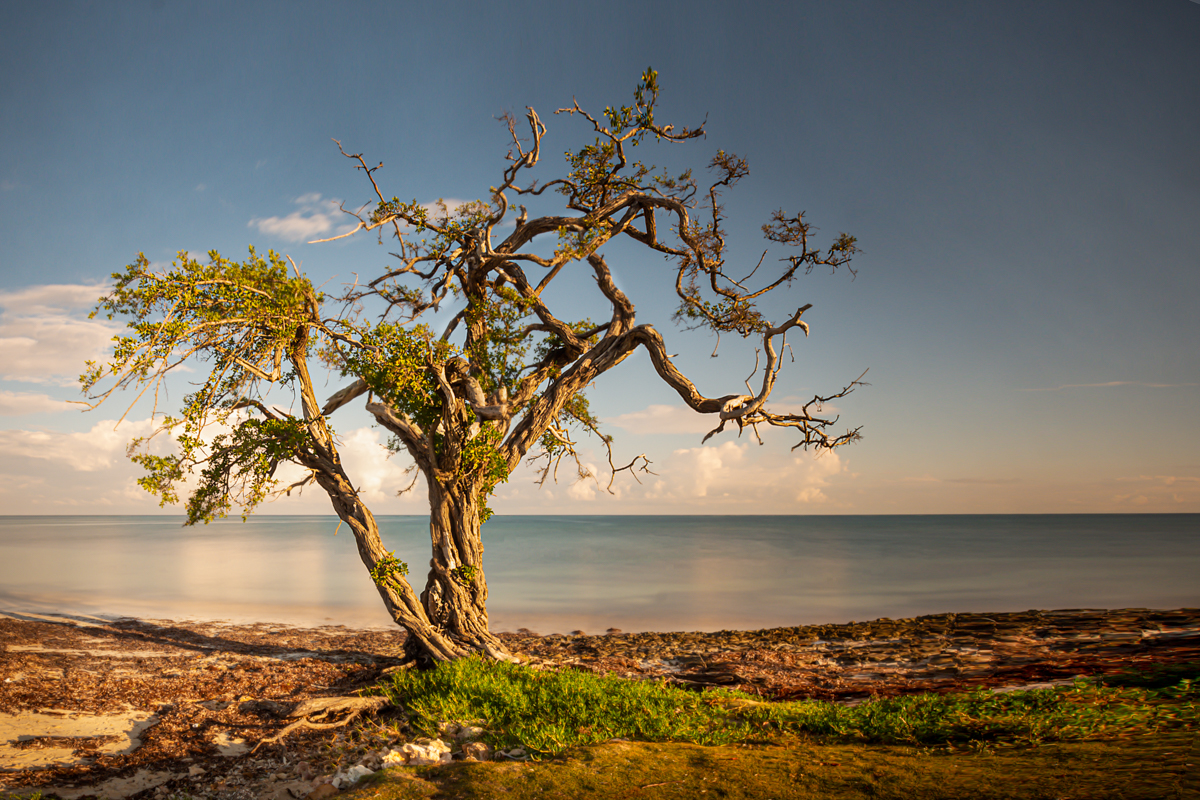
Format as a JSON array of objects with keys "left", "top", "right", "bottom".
[
  {"left": 372, "top": 657, "right": 1200, "bottom": 755},
  {"left": 373, "top": 657, "right": 762, "bottom": 753}
]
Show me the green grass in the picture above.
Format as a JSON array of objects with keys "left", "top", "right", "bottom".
[
  {"left": 372, "top": 657, "right": 1200, "bottom": 755},
  {"left": 373, "top": 657, "right": 762, "bottom": 753}
]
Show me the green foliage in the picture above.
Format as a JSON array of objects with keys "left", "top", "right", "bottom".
[
  {"left": 370, "top": 197, "right": 494, "bottom": 252},
  {"left": 373, "top": 659, "right": 1200, "bottom": 758},
  {"left": 344, "top": 322, "right": 453, "bottom": 432},
  {"left": 559, "top": 69, "right": 700, "bottom": 213},
  {"left": 89, "top": 248, "right": 316, "bottom": 390},
  {"left": 179, "top": 417, "right": 308, "bottom": 524},
  {"left": 740, "top": 678, "right": 1200, "bottom": 750},
  {"left": 450, "top": 564, "right": 479, "bottom": 585},
  {"left": 463, "top": 286, "right": 533, "bottom": 397},
  {"left": 1095, "top": 661, "right": 1200, "bottom": 691},
  {"left": 371, "top": 552, "right": 411, "bottom": 587},
  {"left": 84, "top": 248, "right": 322, "bottom": 524},
  {"left": 459, "top": 426, "right": 509, "bottom": 524}
]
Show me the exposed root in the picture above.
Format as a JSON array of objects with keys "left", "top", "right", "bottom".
[{"left": 251, "top": 695, "right": 390, "bottom": 753}]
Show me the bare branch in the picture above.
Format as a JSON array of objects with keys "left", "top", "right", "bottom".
[{"left": 321, "top": 378, "right": 369, "bottom": 416}]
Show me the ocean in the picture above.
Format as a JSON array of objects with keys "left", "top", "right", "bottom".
[{"left": 0, "top": 515, "right": 1196, "bottom": 633}]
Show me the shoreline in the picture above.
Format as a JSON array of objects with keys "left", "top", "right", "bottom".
[{"left": 2, "top": 607, "right": 1198, "bottom": 799}]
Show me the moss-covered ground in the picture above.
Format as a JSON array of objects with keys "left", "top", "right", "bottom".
[{"left": 340, "top": 733, "right": 1198, "bottom": 800}]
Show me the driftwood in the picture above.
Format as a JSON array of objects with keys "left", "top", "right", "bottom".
[{"left": 252, "top": 695, "right": 390, "bottom": 752}]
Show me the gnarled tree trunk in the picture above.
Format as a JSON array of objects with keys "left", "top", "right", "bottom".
[{"left": 295, "top": 331, "right": 511, "bottom": 666}]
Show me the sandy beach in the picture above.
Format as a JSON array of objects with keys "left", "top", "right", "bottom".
[{"left": 1, "top": 607, "right": 1197, "bottom": 799}]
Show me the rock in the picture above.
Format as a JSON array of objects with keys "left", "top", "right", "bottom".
[
  {"left": 331, "top": 764, "right": 374, "bottom": 788},
  {"left": 462, "top": 741, "right": 493, "bottom": 761},
  {"left": 261, "top": 780, "right": 318, "bottom": 800},
  {"left": 381, "top": 739, "right": 453, "bottom": 766},
  {"left": 306, "top": 784, "right": 339, "bottom": 800},
  {"left": 457, "top": 725, "right": 485, "bottom": 741}
]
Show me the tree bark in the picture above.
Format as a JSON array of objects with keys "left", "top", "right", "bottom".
[
  {"left": 402, "top": 477, "right": 510, "bottom": 665},
  {"left": 293, "top": 325, "right": 511, "bottom": 666},
  {"left": 313, "top": 467, "right": 512, "bottom": 666}
]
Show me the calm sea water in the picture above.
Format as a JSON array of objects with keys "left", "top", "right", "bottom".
[{"left": 0, "top": 515, "right": 1196, "bottom": 633}]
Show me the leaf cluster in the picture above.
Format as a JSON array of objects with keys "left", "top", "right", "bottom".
[
  {"left": 83, "top": 248, "right": 326, "bottom": 524},
  {"left": 343, "top": 322, "right": 452, "bottom": 432}
]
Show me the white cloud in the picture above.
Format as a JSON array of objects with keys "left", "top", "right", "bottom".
[
  {"left": 0, "top": 283, "right": 121, "bottom": 385},
  {"left": 0, "top": 283, "right": 108, "bottom": 314},
  {"left": 0, "top": 418, "right": 155, "bottom": 472},
  {"left": 493, "top": 438, "right": 848, "bottom": 513},
  {"left": 638, "top": 440, "right": 846, "bottom": 508},
  {"left": 0, "top": 391, "right": 75, "bottom": 415},
  {"left": 249, "top": 193, "right": 358, "bottom": 243},
  {"left": 565, "top": 461, "right": 602, "bottom": 501},
  {"left": 0, "top": 414, "right": 436, "bottom": 514},
  {"left": 333, "top": 427, "right": 427, "bottom": 505},
  {"left": 670, "top": 440, "right": 747, "bottom": 497},
  {"left": 1116, "top": 474, "right": 1200, "bottom": 485},
  {"left": 606, "top": 404, "right": 716, "bottom": 435},
  {"left": 250, "top": 195, "right": 501, "bottom": 246}
]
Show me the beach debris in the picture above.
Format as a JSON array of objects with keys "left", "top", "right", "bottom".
[{"left": 3, "top": 609, "right": 1199, "bottom": 799}]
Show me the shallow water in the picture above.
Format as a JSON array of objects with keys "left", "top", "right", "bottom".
[{"left": 1, "top": 514, "right": 1196, "bottom": 632}]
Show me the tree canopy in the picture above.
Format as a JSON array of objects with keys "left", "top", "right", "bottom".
[{"left": 82, "top": 70, "right": 864, "bottom": 663}]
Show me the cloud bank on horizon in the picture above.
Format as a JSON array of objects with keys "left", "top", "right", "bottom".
[{"left": 0, "top": 279, "right": 1195, "bottom": 515}]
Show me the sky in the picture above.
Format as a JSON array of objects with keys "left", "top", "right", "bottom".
[{"left": 0, "top": 0, "right": 1198, "bottom": 516}]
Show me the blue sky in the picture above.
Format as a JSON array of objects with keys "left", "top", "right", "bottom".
[{"left": 1, "top": 0, "right": 1197, "bottom": 515}]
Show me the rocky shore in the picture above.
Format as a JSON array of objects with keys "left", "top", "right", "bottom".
[{"left": 1, "top": 607, "right": 1197, "bottom": 799}]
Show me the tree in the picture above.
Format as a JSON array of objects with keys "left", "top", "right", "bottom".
[{"left": 81, "top": 70, "right": 864, "bottom": 665}]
